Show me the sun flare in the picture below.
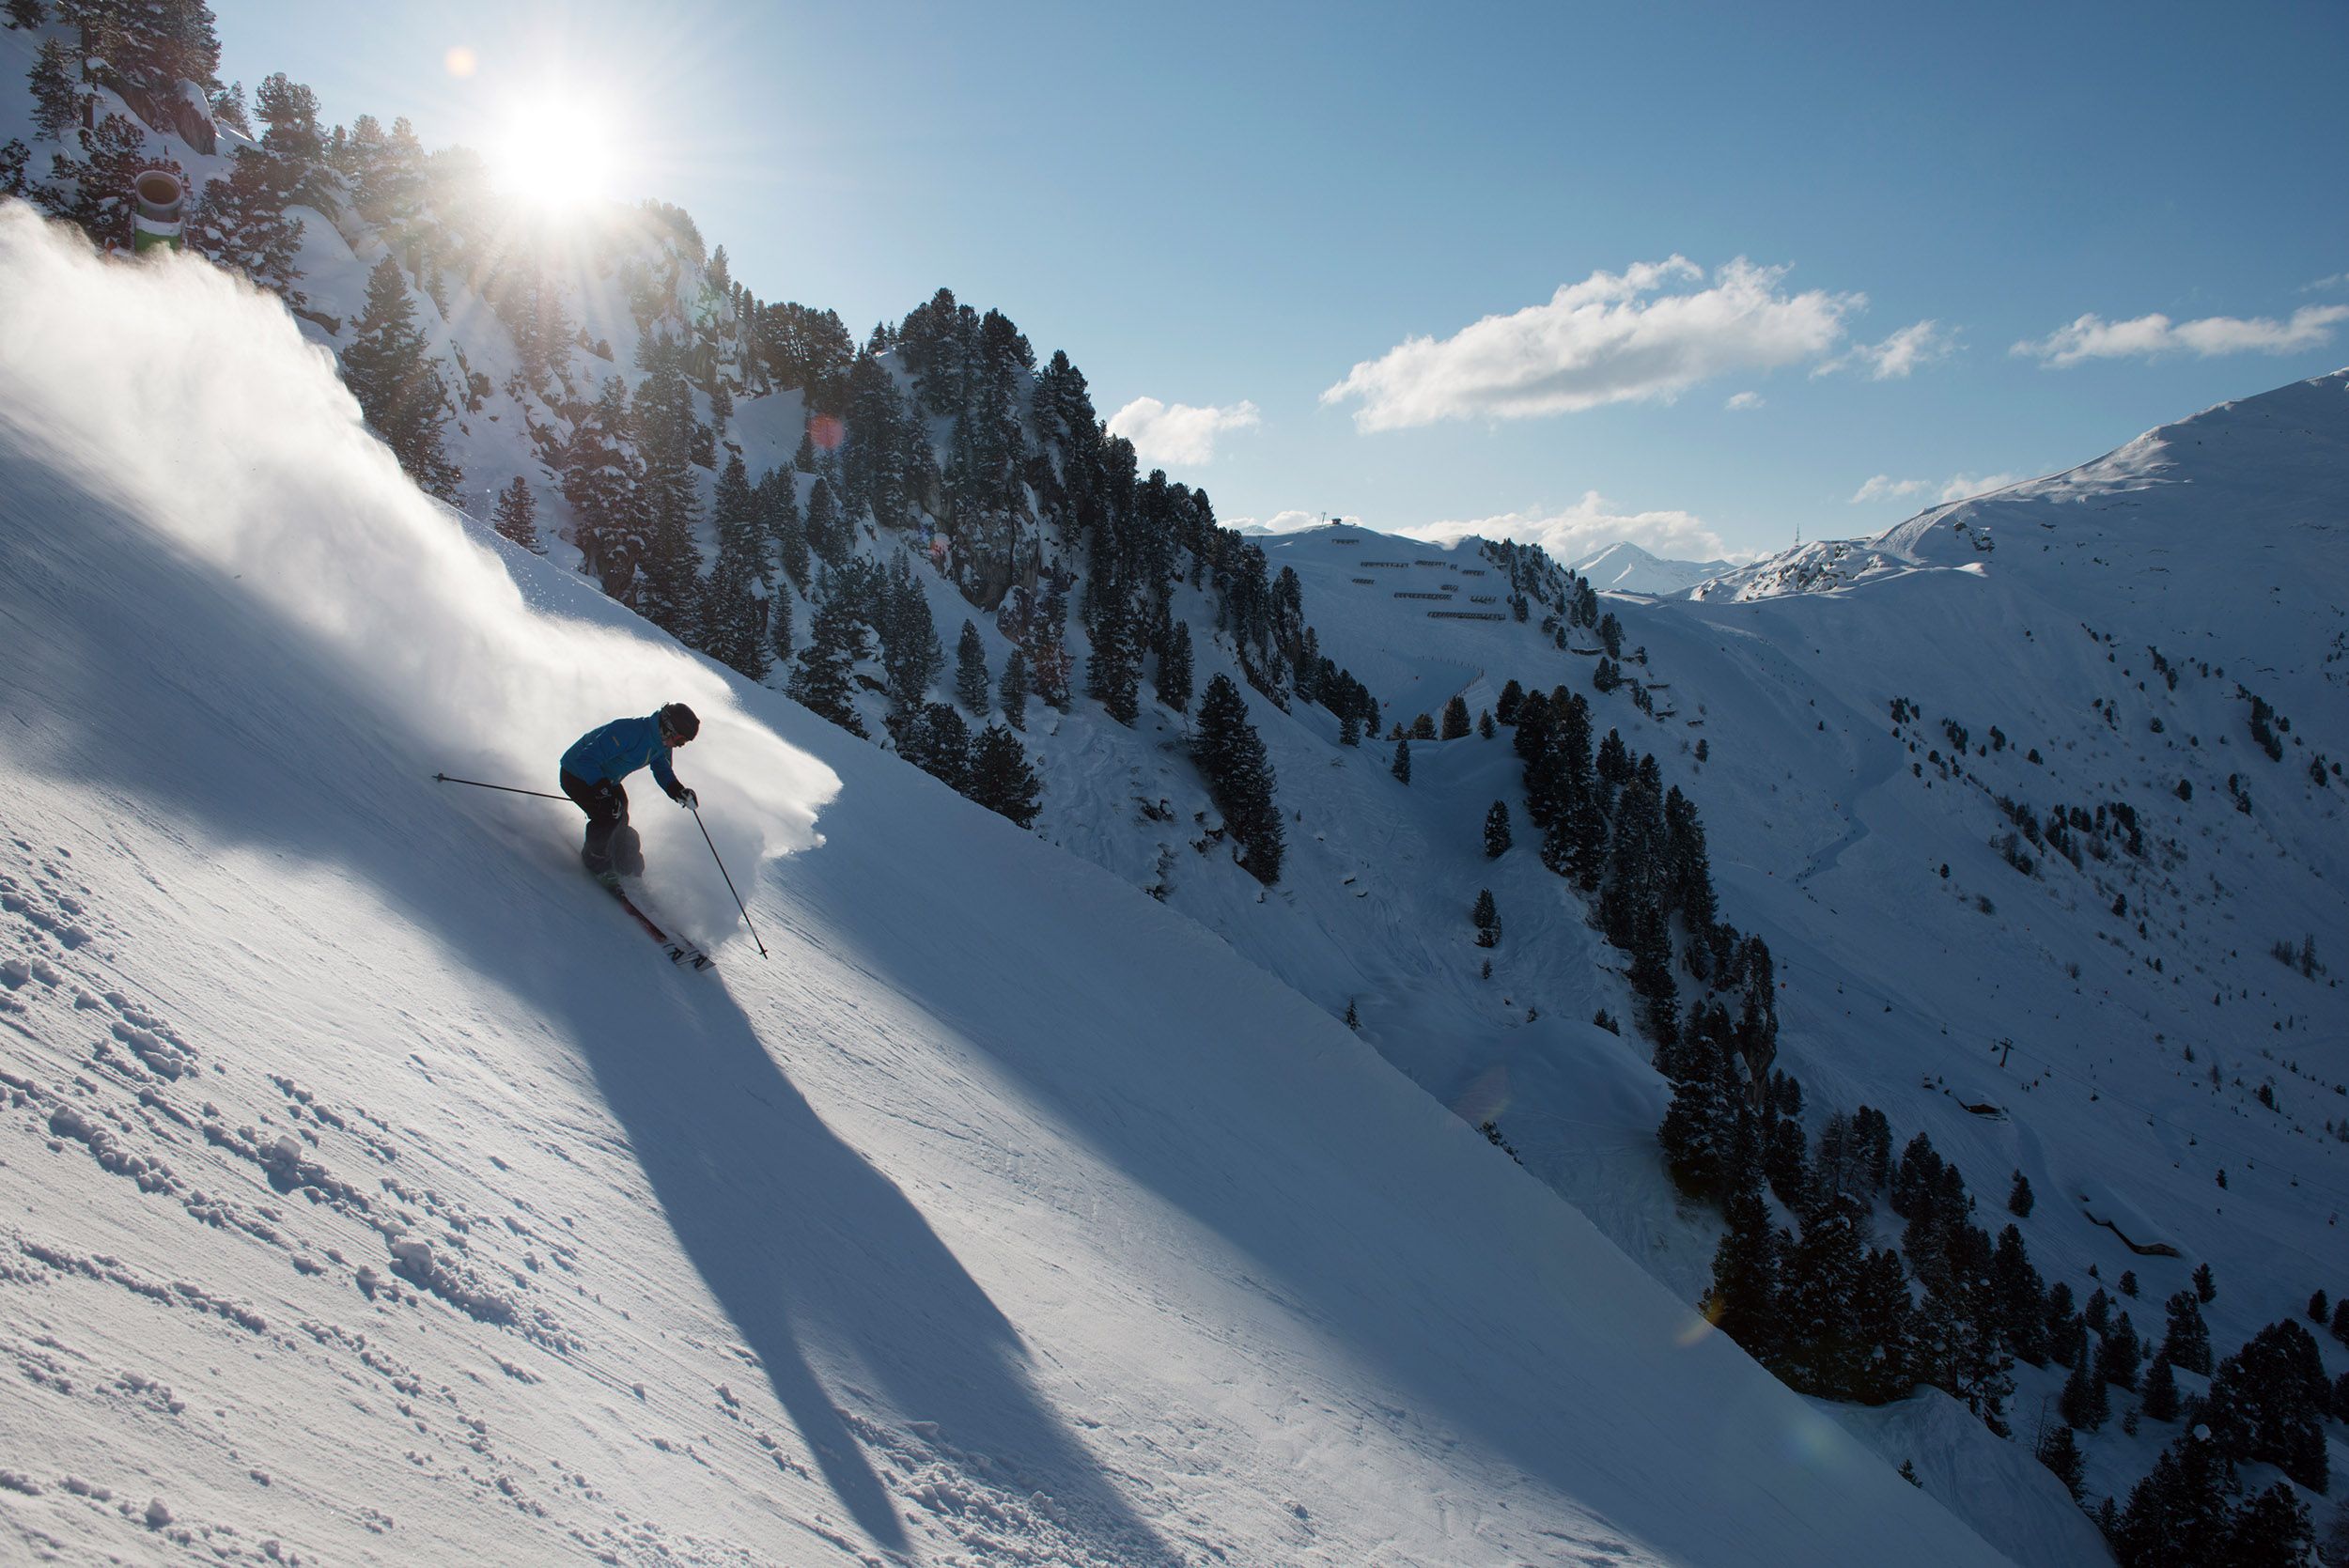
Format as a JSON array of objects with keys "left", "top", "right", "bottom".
[{"left": 490, "top": 97, "right": 613, "bottom": 214}]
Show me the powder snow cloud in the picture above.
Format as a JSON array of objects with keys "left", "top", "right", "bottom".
[
  {"left": 2013, "top": 305, "right": 2349, "bottom": 366},
  {"left": 1105, "top": 396, "right": 1260, "bottom": 466},
  {"left": 1319, "top": 256, "right": 1868, "bottom": 430},
  {"left": 1402, "top": 490, "right": 1745, "bottom": 565}
]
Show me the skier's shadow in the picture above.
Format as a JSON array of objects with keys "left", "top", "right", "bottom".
[{"left": 0, "top": 471, "right": 1174, "bottom": 1563}]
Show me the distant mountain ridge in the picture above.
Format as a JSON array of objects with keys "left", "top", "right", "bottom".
[{"left": 1569, "top": 539, "right": 1737, "bottom": 595}]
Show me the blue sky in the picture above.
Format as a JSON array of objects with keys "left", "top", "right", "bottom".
[{"left": 220, "top": 0, "right": 2349, "bottom": 562}]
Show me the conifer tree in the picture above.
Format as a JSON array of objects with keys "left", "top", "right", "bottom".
[
  {"left": 1440, "top": 694, "right": 1470, "bottom": 739},
  {"left": 1084, "top": 598, "right": 1141, "bottom": 725},
  {"left": 768, "top": 582, "right": 794, "bottom": 667},
  {"left": 1483, "top": 800, "right": 1513, "bottom": 858},
  {"left": 880, "top": 560, "right": 942, "bottom": 715},
  {"left": 490, "top": 475, "right": 540, "bottom": 551},
  {"left": 804, "top": 476, "right": 848, "bottom": 567},
  {"left": 1156, "top": 620, "right": 1193, "bottom": 713},
  {"left": 28, "top": 39, "right": 84, "bottom": 143},
  {"left": 2006, "top": 1171, "right": 2034, "bottom": 1217},
  {"left": 701, "top": 453, "right": 770, "bottom": 679},
  {"left": 2159, "top": 1291, "right": 2214, "bottom": 1374},
  {"left": 1657, "top": 1013, "right": 1738, "bottom": 1197},
  {"left": 967, "top": 724, "right": 1042, "bottom": 827},
  {"left": 563, "top": 376, "right": 641, "bottom": 598},
  {"left": 1779, "top": 1191, "right": 1869, "bottom": 1397},
  {"left": 2224, "top": 1485, "right": 2313, "bottom": 1567},
  {"left": 759, "top": 467, "right": 809, "bottom": 587},
  {"left": 2141, "top": 1355, "right": 2180, "bottom": 1421},
  {"left": 629, "top": 335, "right": 703, "bottom": 638},
  {"left": 2193, "top": 1262, "right": 2216, "bottom": 1303},
  {"left": 1496, "top": 679, "right": 1525, "bottom": 724},
  {"left": 1192, "top": 674, "right": 1283, "bottom": 885},
  {"left": 955, "top": 620, "right": 990, "bottom": 714},
  {"left": 190, "top": 148, "right": 306, "bottom": 303},
  {"left": 2204, "top": 1318, "right": 2329, "bottom": 1491},
  {"left": 341, "top": 256, "right": 461, "bottom": 503},
  {"left": 1478, "top": 709, "right": 1495, "bottom": 738},
  {"left": 1702, "top": 1148, "right": 1783, "bottom": 1364},
  {"left": 787, "top": 594, "right": 868, "bottom": 737},
  {"left": 2097, "top": 1312, "right": 2142, "bottom": 1392},
  {"left": 890, "top": 702, "right": 970, "bottom": 791},
  {"left": 1472, "top": 889, "right": 1501, "bottom": 948},
  {"left": 2059, "top": 1348, "right": 2108, "bottom": 1431},
  {"left": 1988, "top": 1224, "right": 2047, "bottom": 1364},
  {"left": 2113, "top": 1431, "right": 2232, "bottom": 1568},
  {"left": 997, "top": 647, "right": 1029, "bottom": 731},
  {"left": 1849, "top": 1247, "right": 1917, "bottom": 1403},
  {"left": 1391, "top": 737, "right": 1411, "bottom": 784}
]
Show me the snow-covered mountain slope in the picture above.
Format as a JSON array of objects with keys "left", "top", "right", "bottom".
[
  {"left": 1571, "top": 541, "right": 1737, "bottom": 597},
  {"left": 0, "top": 210, "right": 2020, "bottom": 1564}
]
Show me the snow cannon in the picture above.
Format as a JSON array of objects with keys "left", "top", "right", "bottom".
[{"left": 131, "top": 170, "right": 186, "bottom": 255}]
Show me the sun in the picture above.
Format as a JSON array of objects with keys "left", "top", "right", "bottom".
[{"left": 490, "top": 97, "right": 614, "bottom": 214}]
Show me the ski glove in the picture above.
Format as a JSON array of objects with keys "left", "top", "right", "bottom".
[{"left": 676, "top": 786, "right": 698, "bottom": 810}]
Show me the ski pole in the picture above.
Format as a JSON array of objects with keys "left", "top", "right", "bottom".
[
  {"left": 689, "top": 802, "right": 768, "bottom": 958},
  {"left": 432, "top": 772, "right": 568, "bottom": 801}
]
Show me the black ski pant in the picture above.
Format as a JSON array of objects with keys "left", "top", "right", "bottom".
[{"left": 559, "top": 770, "right": 644, "bottom": 876}]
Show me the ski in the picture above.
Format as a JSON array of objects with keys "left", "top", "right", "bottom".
[{"left": 599, "top": 877, "right": 715, "bottom": 971}]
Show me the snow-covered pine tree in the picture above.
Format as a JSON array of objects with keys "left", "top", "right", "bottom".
[
  {"left": 490, "top": 476, "right": 540, "bottom": 552},
  {"left": 28, "top": 38, "right": 86, "bottom": 143},
  {"left": 341, "top": 256, "right": 462, "bottom": 503},
  {"left": 997, "top": 646, "right": 1029, "bottom": 731},
  {"left": 786, "top": 594, "right": 869, "bottom": 737},
  {"left": 880, "top": 557, "right": 942, "bottom": 714},
  {"left": 891, "top": 702, "right": 970, "bottom": 792},
  {"left": 759, "top": 466, "right": 809, "bottom": 587},
  {"left": 701, "top": 453, "right": 770, "bottom": 680},
  {"left": 1391, "top": 737, "right": 1410, "bottom": 784},
  {"left": 190, "top": 148, "right": 306, "bottom": 304},
  {"left": 2159, "top": 1290, "right": 2213, "bottom": 1374},
  {"left": 1192, "top": 674, "right": 1283, "bottom": 885},
  {"left": 1156, "top": 620, "right": 1193, "bottom": 714},
  {"left": 1440, "top": 695, "right": 1470, "bottom": 739},
  {"left": 804, "top": 476, "right": 848, "bottom": 567},
  {"left": 1483, "top": 800, "right": 1512, "bottom": 858},
  {"left": 1777, "top": 1190, "right": 1869, "bottom": 1397},
  {"left": 1472, "top": 889, "right": 1500, "bottom": 948},
  {"left": 629, "top": 334, "right": 703, "bottom": 639},
  {"left": 967, "top": 724, "right": 1042, "bottom": 828},
  {"left": 1701, "top": 1141, "right": 1784, "bottom": 1364},
  {"left": 955, "top": 620, "right": 989, "bottom": 713},
  {"left": 2203, "top": 1319, "right": 2329, "bottom": 1490},
  {"left": 562, "top": 376, "right": 641, "bottom": 598}
]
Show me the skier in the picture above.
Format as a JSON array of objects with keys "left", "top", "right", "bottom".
[{"left": 559, "top": 703, "right": 700, "bottom": 886}]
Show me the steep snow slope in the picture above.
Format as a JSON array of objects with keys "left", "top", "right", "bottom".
[{"left": 0, "top": 211, "right": 2015, "bottom": 1563}]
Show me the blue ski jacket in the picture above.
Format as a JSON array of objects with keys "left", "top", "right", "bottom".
[{"left": 561, "top": 715, "right": 684, "bottom": 799}]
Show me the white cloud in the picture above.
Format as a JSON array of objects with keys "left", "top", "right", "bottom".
[
  {"left": 1320, "top": 256, "right": 1860, "bottom": 430},
  {"left": 1820, "top": 319, "right": 1955, "bottom": 380},
  {"left": 1851, "top": 472, "right": 2026, "bottom": 505},
  {"left": 1725, "top": 391, "right": 1765, "bottom": 411},
  {"left": 1850, "top": 474, "right": 1930, "bottom": 504},
  {"left": 1401, "top": 490, "right": 1748, "bottom": 565},
  {"left": 2013, "top": 305, "right": 2349, "bottom": 366},
  {"left": 2304, "top": 272, "right": 2347, "bottom": 292},
  {"left": 1105, "top": 396, "right": 1260, "bottom": 466}
]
